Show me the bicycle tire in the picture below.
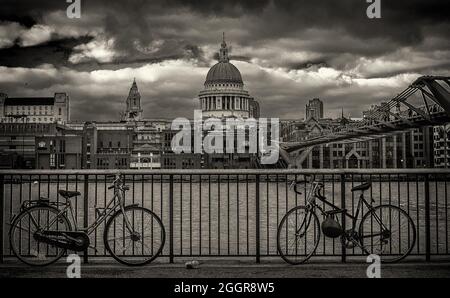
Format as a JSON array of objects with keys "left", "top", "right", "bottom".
[
  {"left": 359, "top": 204, "right": 416, "bottom": 263},
  {"left": 9, "top": 206, "right": 72, "bottom": 266},
  {"left": 277, "top": 205, "right": 321, "bottom": 265},
  {"left": 104, "top": 206, "right": 165, "bottom": 266}
]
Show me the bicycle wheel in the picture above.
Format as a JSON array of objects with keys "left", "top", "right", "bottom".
[
  {"left": 277, "top": 206, "right": 321, "bottom": 264},
  {"left": 9, "top": 206, "right": 71, "bottom": 266},
  {"left": 359, "top": 204, "right": 416, "bottom": 263},
  {"left": 104, "top": 206, "right": 165, "bottom": 266}
]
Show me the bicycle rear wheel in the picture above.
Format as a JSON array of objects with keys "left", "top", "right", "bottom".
[
  {"left": 359, "top": 204, "right": 416, "bottom": 263},
  {"left": 9, "top": 206, "right": 71, "bottom": 266},
  {"left": 104, "top": 206, "right": 165, "bottom": 266},
  {"left": 277, "top": 206, "right": 320, "bottom": 265}
]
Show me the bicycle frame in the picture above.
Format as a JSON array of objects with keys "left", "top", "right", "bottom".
[
  {"left": 33, "top": 177, "right": 135, "bottom": 236},
  {"left": 299, "top": 181, "right": 386, "bottom": 234}
]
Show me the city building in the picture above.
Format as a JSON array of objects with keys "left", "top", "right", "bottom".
[
  {"left": 198, "top": 34, "right": 260, "bottom": 119},
  {"left": 195, "top": 34, "right": 261, "bottom": 168},
  {"left": 281, "top": 110, "right": 433, "bottom": 169},
  {"left": 130, "top": 120, "right": 171, "bottom": 169},
  {"left": 67, "top": 121, "right": 134, "bottom": 169},
  {"left": 0, "top": 93, "right": 70, "bottom": 124},
  {"left": 35, "top": 132, "right": 83, "bottom": 169},
  {"left": 0, "top": 122, "right": 67, "bottom": 168},
  {"left": 305, "top": 98, "right": 324, "bottom": 120},
  {"left": 160, "top": 129, "right": 202, "bottom": 169},
  {"left": 433, "top": 124, "right": 450, "bottom": 168}
]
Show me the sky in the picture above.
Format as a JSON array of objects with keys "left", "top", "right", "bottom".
[{"left": 0, "top": 0, "right": 449, "bottom": 121}]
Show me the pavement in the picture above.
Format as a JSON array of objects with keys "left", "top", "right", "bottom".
[{"left": 1, "top": 258, "right": 450, "bottom": 278}]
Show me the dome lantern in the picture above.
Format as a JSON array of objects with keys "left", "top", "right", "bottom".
[
  {"left": 204, "top": 34, "right": 243, "bottom": 86},
  {"left": 219, "top": 32, "right": 229, "bottom": 63}
]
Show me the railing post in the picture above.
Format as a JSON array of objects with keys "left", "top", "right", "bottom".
[
  {"left": 83, "top": 174, "right": 89, "bottom": 264},
  {"left": 424, "top": 173, "right": 431, "bottom": 261},
  {"left": 340, "top": 174, "right": 346, "bottom": 263},
  {"left": 169, "top": 175, "right": 174, "bottom": 263},
  {"left": 255, "top": 174, "right": 260, "bottom": 263},
  {"left": 0, "top": 174, "right": 4, "bottom": 264}
]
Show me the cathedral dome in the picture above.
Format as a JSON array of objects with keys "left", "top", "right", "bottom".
[
  {"left": 204, "top": 33, "right": 243, "bottom": 86},
  {"left": 205, "top": 62, "right": 243, "bottom": 85}
]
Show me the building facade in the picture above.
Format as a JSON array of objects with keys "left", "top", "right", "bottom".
[
  {"left": 0, "top": 123, "right": 64, "bottom": 168},
  {"left": 433, "top": 124, "right": 450, "bottom": 168},
  {"left": 0, "top": 93, "right": 70, "bottom": 124},
  {"left": 305, "top": 98, "right": 324, "bottom": 120}
]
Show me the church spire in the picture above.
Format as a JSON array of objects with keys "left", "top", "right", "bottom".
[
  {"left": 219, "top": 32, "right": 229, "bottom": 63},
  {"left": 123, "top": 78, "right": 142, "bottom": 121}
]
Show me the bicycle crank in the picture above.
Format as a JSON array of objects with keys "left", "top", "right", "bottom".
[
  {"left": 34, "top": 231, "right": 90, "bottom": 252},
  {"left": 340, "top": 230, "right": 360, "bottom": 249}
]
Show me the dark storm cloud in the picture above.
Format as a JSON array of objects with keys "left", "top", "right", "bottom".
[
  {"left": 0, "top": 36, "right": 93, "bottom": 68},
  {"left": 0, "top": 0, "right": 449, "bottom": 121},
  {"left": 1, "top": 0, "right": 449, "bottom": 68}
]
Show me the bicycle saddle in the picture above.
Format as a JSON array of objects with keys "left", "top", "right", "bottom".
[
  {"left": 58, "top": 190, "right": 81, "bottom": 198},
  {"left": 351, "top": 182, "right": 371, "bottom": 192}
]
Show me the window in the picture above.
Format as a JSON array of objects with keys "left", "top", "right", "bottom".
[
  {"left": 58, "top": 108, "right": 62, "bottom": 115},
  {"left": 117, "top": 141, "right": 121, "bottom": 147},
  {"left": 50, "top": 154, "right": 56, "bottom": 167}
]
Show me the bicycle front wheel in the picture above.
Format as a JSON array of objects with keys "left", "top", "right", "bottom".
[
  {"left": 104, "top": 206, "right": 165, "bottom": 266},
  {"left": 359, "top": 204, "right": 416, "bottom": 263},
  {"left": 277, "top": 206, "right": 321, "bottom": 265}
]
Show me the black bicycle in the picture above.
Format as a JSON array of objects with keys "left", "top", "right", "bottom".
[
  {"left": 277, "top": 179, "right": 416, "bottom": 264},
  {"left": 9, "top": 173, "right": 165, "bottom": 266}
]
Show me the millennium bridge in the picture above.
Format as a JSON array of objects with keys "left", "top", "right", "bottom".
[{"left": 278, "top": 76, "right": 450, "bottom": 168}]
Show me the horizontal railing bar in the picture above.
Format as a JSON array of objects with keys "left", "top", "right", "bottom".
[{"left": 1, "top": 168, "right": 450, "bottom": 175}]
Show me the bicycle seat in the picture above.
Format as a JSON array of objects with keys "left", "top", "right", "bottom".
[
  {"left": 58, "top": 190, "right": 81, "bottom": 198},
  {"left": 351, "top": 182, "right": 371, "bottom": 192}
]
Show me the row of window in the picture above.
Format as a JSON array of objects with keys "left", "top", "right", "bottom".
[
  {"left": 6, "top": 105, "right": 52, "bottom": 111},
  {"left": 97, "top": 158, "right": 128, "bottom": 167},
  {"left": 99, "top": 141, "right": 122, "bottom": 148},
  {"left": 206, "top": 83, "right": 241, "bottom": 89},
  {"left": 5, "top": 107, "right": 62, "bottom": 115},
  {"left": 2, "top": 117, "right": 63, "bottom": 123},
  {"left": 201, "top": 96, "right": 249, "bottom": 111}
]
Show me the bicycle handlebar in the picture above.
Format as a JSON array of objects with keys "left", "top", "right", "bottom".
[{"left": 106, "top": 173, "right": 123, "bottom": 190}]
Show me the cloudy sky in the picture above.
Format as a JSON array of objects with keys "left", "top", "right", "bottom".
[{"left": 0, "top": 0, "right": 449, "bottom": 121}]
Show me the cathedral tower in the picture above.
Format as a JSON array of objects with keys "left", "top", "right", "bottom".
[{"left": 124, "top": 78, "right": 143, "bottom": 121}]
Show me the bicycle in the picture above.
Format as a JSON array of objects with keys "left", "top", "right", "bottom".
[
  {"left": 9, "top": 173, "right": 165, "bottom": 266},
  {"left": 277, "top": 177, "right": 416, "bottom": 264}
]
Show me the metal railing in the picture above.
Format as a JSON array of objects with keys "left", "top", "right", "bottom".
[{"left": 1, "top": 169, "right": 449, "bottom": 263}]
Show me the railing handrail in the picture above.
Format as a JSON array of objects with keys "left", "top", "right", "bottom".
[{"left": 1, "top": 168, "right": 449, "bottom": 175}]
